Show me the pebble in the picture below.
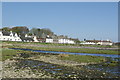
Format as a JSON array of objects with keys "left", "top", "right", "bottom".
[{"left": 2, "top": 60, "right": 53, "bottom": 78}]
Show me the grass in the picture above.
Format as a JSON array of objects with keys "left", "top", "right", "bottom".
[
  {"left": 8, "top": 45, "right": 118, "bottom": 55},
  {"left": 1, "top": 48, "right": 40, "bottom": 61},
  {"left": 1, "top": 48, "right": 106, "bottom": 64},
  {"left": 0, "top": 41, "right": 1, "bottom": 61},
  {"left": 2, "top": 41, "right": 118, "bottom": 54},
  {"left": 1, "top": 41, "right": 118, "bottom": 62},
  {"left": 2, "top": 48, "right": 18, "bottom": 61},
  {"left": 57, "top": 54, "right": 106, "bottom": 63},
  {"left": 2, "top": 41, "right": 118, "bottom": 48},
  {"left": 1, "top": 47, "right": 118, "bottom": 66}
]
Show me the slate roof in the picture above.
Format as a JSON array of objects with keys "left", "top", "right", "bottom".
[
  {"left": 86, "top": 40, "right": 101, "bottom": 43},
  {"left": 2, "top": 31, "right": 10, "bottom": 36},
  {"left": 1, "top": 31, "right": 17, "bottom": 36},
  {"left": 85, "top": 40, "right": 112, "bottom": 43},
  {"left": 20, "top": 37, "right": 34, "bottom": 42}
]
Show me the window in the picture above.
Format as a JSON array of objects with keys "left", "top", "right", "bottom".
[{"left": 10, "top": 35, "right": 12, "bottom": 37}]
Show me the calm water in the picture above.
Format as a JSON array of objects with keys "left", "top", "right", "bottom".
[{"left": 10, "top": 48, "right": 119, "bottom": 58}]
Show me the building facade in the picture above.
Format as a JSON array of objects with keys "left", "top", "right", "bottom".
[
  {"left": 58, "top": 39, "right": 75, "bottom": 44},
  {"left": 46, "top": 38, "right": 53, "bottom": 43},
  {"left": 0, "top": 31, "right": 22, "bottom": 41},
  {"left": 0, "top": 31, "right": 76, "bottom": 44},
  {"left": 81, "top": 40, "right": 113, "bottom": 45}
]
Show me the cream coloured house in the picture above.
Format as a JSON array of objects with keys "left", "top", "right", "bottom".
[
  {"left": 81, "top": 40, "right": 113, "bottom": 45},
  {"left": 97, "top": 40, "right": 113, "bottom": 45}
]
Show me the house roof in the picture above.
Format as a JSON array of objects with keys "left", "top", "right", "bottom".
[
  {"left": 86, "top": 40, "right": 101, "bottom": 43},
  {"left": 1, "top": 31, "right": 18, "bottom": 36},
  {"left": 46, "top": 36, "right": 52, "bottom": 39},
  {"left": 20, "top": 37, "right": 34, "bottom": 41},
  {"left": 102, "top": 40, "right": 112, "bottom": 43},
  {"left": 2, "top": 31, "right": 10, "bottom": 36},
  {"left": 85, "top": 40, "right": 112, "bottom": 43}
]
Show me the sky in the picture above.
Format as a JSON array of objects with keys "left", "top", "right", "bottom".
[
  {"left": 2, "top": 2, "right": 118, "bottom": 42},
  {"left": 1, "top": 0, "right": 120, "bottom": 2}
]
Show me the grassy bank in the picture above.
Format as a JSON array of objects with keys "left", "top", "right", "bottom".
[
  {"left": 9, "top": 45, "right": 118, "bottom": 55},
  {"left": 2, "top": 48, "right": 107, "bottom": 64},
  {"left": 2, "top": 48, "right": 35, "bottom": 61},
  {"left": 57, "top": 54, "right": 106, "bottom": 63},
  {"left": 2, "top": 41, "right": 118, "bottom": 55},
  {"left": 2, "top": 48, "right": 17, "bottom": 61},
  {"left": 2, "top": 48, "right": 118, "bottom": 67},
  {"left": 2, "top": 41, "right": 118, "bottom": 48}
]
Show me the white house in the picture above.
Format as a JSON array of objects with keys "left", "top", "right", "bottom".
[
  {"left": 0, "top": 31, "right": 22, "bottom": 42},
  {"left": 45, "top": 35, "right": 75, "bottom": 44},
  {"left": 80, "top": 41, "right": 96, "bottom": 45},
  {"left": 80, "top": 42, "right": 96, "bottom": 45},
  {"left": 45, "top": 35, "right": 53, "bottom": 43},
  {"left": 46, "top": 38, "right": 53, "bottom": 43},
  {"left": 58, "top": 39, "right": 75, "bottom": 44},
  {"left": 33, "top": 36, "right": 39, "bottom": 42}
]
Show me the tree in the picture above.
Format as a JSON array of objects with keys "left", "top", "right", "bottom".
[
  {"left": 29, "top": 28, "right": 38, "bottom": 36},
  {"left": 41, "top": 28, "right": 54, "bottom": 35},
  {"left": 29, "top": 28, "right": 54, "bottom": 38},
  {"left": 11, "top": 26, "right": 29, "bottom": 35},
  {"left": 2, "top": 27, "right": 11, "bottom": 31},
  {"left": 74, "top": 38, "right": 80, "bottom": 44}
]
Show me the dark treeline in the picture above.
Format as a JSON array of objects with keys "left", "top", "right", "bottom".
[{"left": 0, "top": 26, "right": 54, "bottom": 38}]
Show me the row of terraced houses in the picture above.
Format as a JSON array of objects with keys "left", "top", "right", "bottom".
[
  {"left": 0, "top": 31, "right": 75, "bottom": 44},
  {"left": 0, "top": 31, "right": 113, "bottom": 45}
]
